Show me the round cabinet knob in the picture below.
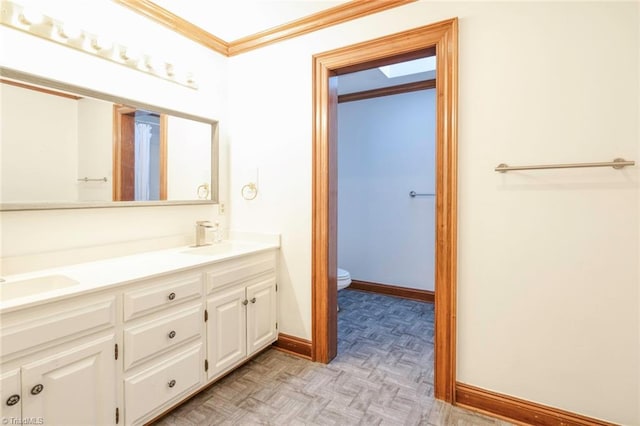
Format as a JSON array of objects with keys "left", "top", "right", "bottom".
[
  {"left": 168, "top": 330, "right": 176, "bottom": 339},
  {"left": 6, "top": 394, "right": 20, "bottom": 406},
  {"left": 168, "top": 292, "right": 176, "bottom": 301},
  {"left": 168, "top": 379, "right": 176, "bottom": 388},
  {"left": 30, "top": 384, "right": 44, "bottom": 395},
  {"left": 250, "top": 297, "right": 256, "bottom": 304},
  {"left": 242, "top": 299, "right": 248, "bottom": 306}
]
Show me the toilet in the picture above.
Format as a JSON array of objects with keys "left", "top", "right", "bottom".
[
  {"left": 337, "top": 268, "right": 351, "bottom": 312},
  {"left": 337, "top": 268, "right": 351, "bottom": 291}
]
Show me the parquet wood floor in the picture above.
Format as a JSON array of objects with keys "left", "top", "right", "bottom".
[{"left": 154, "top": 290, "right": 513, "bottom": 426}]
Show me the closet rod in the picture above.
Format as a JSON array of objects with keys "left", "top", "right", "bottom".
[{"left": 495, "top": 158, "right": 635, "bottom": 173}]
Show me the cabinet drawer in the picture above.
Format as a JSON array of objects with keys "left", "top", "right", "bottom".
[
  {"left": 1, "top": 297, "right": 116, "bottom": 359},
  {"left": 206, "top": 252, "right": 276, "bottom": 293},
  {"left": 123, "top": 273, "right": 202, "bottom": 321},
  {"left": 124, "top": 344, "right": 202, "bottom": 425},
  {"left": 124, "top": 305, "right": 202, "bottom": 370}
]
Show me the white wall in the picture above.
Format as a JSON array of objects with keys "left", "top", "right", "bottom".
[
  {"left": 337, "top": 90, "right": 435, "bottom": 291},
  {"left": 228, "top": 2, "right": 639, "bottom": 424},
  {"left": 0, "top": 1, "right": 229, "bottom": 272},
  {"left": 167, "top": 116, "right": 213, "bottom": 200},
  {"left": 77, "top": 97, "right": 113, "bottom": 202},
  {"left": 1, "top": 84, "right": 78, "bottom": 202}
]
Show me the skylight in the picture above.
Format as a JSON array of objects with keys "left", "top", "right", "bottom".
[{"left": 379, "top": 56, "right": 436, "bottom": 79}]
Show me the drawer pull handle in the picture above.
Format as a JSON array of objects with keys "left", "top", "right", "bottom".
[
  {"left": 30, "top": 384, "right": 44, "bottom": 395},
  {"left": 168, "top": 330, "right": 176, "bottom": 339},
  {"left": 6, "top": 394, "right": 20, "bottom": 406},
  {"left": 242, "top": 299, "right": 248, "bottom": 306},
  {"left": 250, "top": 297, "right": 256, "bottom": 304},
  {"left": 168, "top": 379, "right": 176, "bottom": 388},
  {"left": 168, "top": 292, "right": 176, "bottom": 301}
]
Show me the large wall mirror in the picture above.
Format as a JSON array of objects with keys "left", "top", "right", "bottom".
[{"left": 0, "top": 68, "right": 218, "bottom": 211}]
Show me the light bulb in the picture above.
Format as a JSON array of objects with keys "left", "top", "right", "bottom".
[
  {"left": 58, "top": 22, "right": 82, "bottom": 40},
  {"left": 145, "top": 56, "right": 166, "bottom": 73},
  {"left": 174, "top": 67, "right": 197, "bottom": 87},
  {"left": 120, "top": 46, "right": 140, "bottom": 63},
  {"left": 20, "top": 6, "right": 43, "bottom": 26},
  {"left": 92, "top": 35, "right": 112, "bottom": 51},
  {"left": 165, "top": 63, "right": 176, "bottom": 77}
]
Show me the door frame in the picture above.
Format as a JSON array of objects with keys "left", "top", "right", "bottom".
[{"left": 311, "top": 18, "right": 458, "bottom": 401}]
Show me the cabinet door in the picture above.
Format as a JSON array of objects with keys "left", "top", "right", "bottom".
[
  {"left": 20, "top": 334, "right": 117, "bottom": 426},
  {"left": 207, "top": 287, "right": 246, "bottom": 380},
  {"left": 0, "top": 369, "right": 21, "bottom": 420},
  {"left": 246, "top": 277, "right": 277, "bottom": 356}
]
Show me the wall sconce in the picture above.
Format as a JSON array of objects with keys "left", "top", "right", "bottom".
[{"left": 0, "top": 0, "right": 198, "bottom": 89}]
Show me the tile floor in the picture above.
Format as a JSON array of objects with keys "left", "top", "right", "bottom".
[{"left": 154, "top": 290, "right": 513, "bottom": 425}]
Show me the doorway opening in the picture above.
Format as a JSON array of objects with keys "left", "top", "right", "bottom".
[
  {"left": 311, "top": 19, "right": 458, "bottom": 401},
  {"left": 113, "top": 105, "right": 168, "bottom": 201},
  {"left": 336, "top": 55, "right": 437, "bottom": 302}
]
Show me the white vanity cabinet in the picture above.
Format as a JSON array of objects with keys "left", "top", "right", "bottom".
[
  {"left": 0, "top": 295, "right": 118, "bottom": 425},
  {"left": 121, "top": 272, "right": 205, "bottom": 426},
  {"left": 205, "top": 251, "right": 277, "bottom": 380},
  {"left": 0, "top": 245, "right": 279, "bottom": 426}
]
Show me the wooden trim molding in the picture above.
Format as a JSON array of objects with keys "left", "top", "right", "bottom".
[
  {"left": 159, "top": 114, "right": 168, "bottom": 200},
  {"left": 312, "top": 18, "right": 458, "bottom": 402},
  {"left": 113, "top": 0, "right": 229, "bottom": 55},
  {"left": 455, "top": 383, "right": 618, "bottom": 426},
  {"left": 1, "top": 78, "right": 81, "bottom": 100},
  {"left": 272, "top": 333, "right": 312, "bottom": 360},
  {"left": 228, "top": 0, "right": 417, "bottom": 56},
  {"left": 112, "top": 105, "right": 135, "bottom": 201},
  {"left": 349, "top": 280, "right": 435, "bottom": 303},
  {"left": 338, "top": 79, "right": 436, "bottom": 103},
  {"left": 311, "top": 63, "right": 339, "bottom": 364},
  {"left": 115, "top": 0, "right": 415, "bottom": 57}
]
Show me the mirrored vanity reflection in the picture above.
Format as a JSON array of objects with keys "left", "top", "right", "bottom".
[{"left": 0, "top": 67, "right": 218, "bottom": 211}]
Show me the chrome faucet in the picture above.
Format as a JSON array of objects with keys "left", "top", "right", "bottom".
[{"left": 195, "top": 221, "right": 214, "bottom": 247}]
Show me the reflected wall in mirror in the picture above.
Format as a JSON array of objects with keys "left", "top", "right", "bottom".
[{"left": 0, "top": 68, "right": 218, "bottom": 210}]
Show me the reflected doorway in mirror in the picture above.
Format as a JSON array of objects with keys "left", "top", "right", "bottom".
[{"left": 113, "top": 105, "right": 167, "bottom": 201}]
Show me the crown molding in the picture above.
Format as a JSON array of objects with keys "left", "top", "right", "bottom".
[
  {"left": 113, "top": 0, "right": 229, "bottom": 55},
  {"left": 114, "top": 0, "right": 416, "bottom": 57},
  {"left": 227, "top": 0, "right": 417, "bottom": 56}
]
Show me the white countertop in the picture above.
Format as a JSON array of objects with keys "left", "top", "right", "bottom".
[{"left": 0, "top": 240, "right": 279, "bottom": 312}]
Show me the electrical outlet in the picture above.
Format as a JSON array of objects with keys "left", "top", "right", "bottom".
[{"left": 219, "top": 203, "right": 225, "bottom": 214}]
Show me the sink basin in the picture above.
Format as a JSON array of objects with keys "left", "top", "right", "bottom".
[
  {"left": 181, "top": 242, "right": 257, "bottom": 256},
  {"left": 0, "top": 275, "right": 79, "bottom": 301}
]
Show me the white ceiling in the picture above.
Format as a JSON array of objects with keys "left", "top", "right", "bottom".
[
  {"left": 150, "top": 0, "right": 351, "bottom": 42},
  {"left": 150, "top": 0, "right": 436, "bottom": 94}
]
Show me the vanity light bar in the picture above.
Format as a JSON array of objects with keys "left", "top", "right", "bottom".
[{"left": 0, "top": 0, "right": 198, "bottom": 90}]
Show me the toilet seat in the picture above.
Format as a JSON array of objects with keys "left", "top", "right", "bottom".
[{"left": 337, "top": 268, "right": 351, "bottom": 291}]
